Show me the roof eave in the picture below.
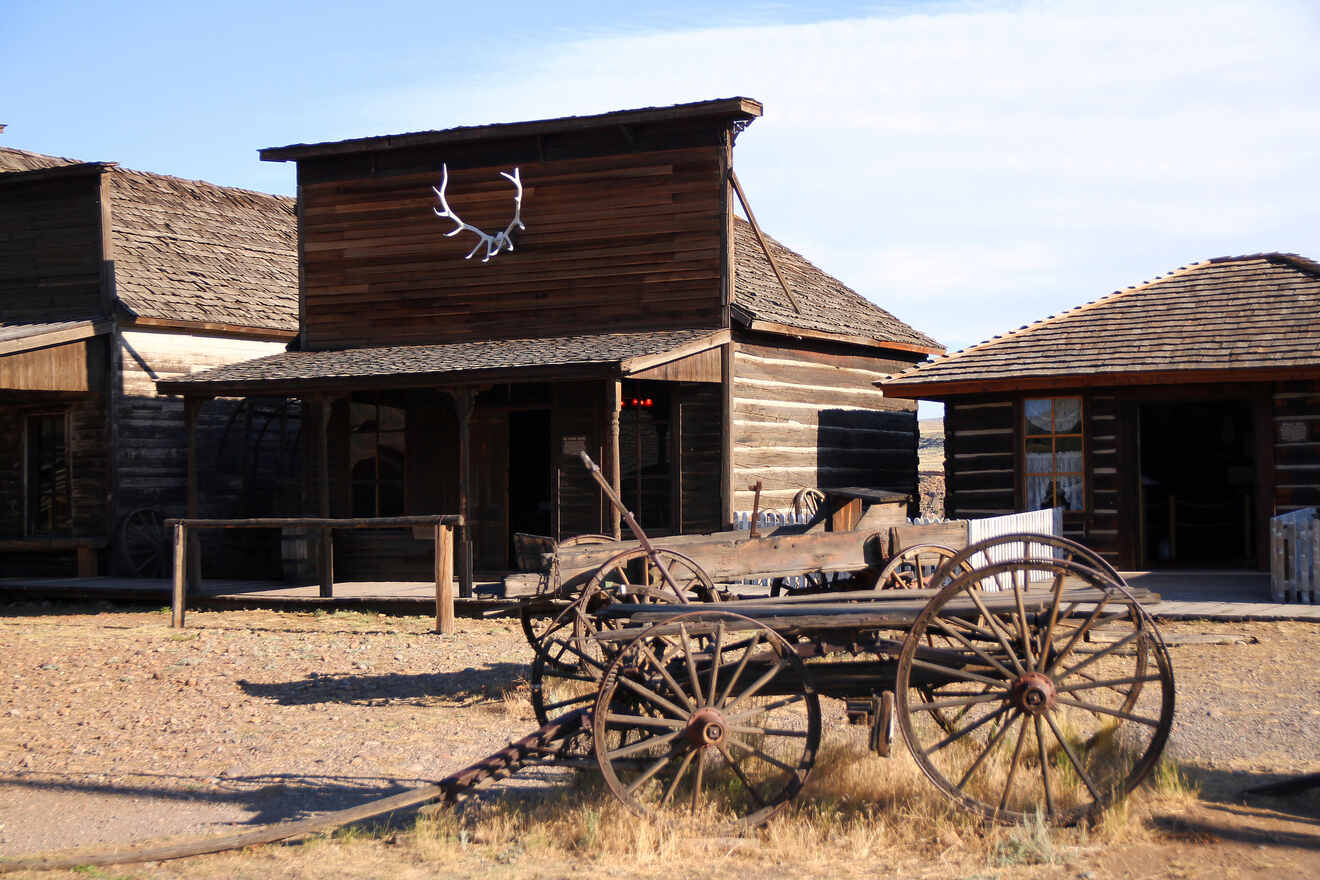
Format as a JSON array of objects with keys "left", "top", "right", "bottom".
[
  {"left": 260, "top": 98, "right": 763, "bottom": 163},
  {"left": 744, "top": 319, "right": 943, "bottom": 355},
  {"left": 879, "top": 364, "right": 1320, "bottom": 399}
]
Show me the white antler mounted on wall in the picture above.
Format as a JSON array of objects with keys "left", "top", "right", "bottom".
[{"left": 431, "top": 164, "right": 525, "bottom": 262}]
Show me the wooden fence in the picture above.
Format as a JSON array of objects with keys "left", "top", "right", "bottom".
[
  {"left": 166, "top": 515, "right": 464, "bottom": 632},
  {"left": 1270, "top": 507, "right": 1319, "bottom": 603}
]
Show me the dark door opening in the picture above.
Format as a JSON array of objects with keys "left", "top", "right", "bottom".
[
  {"left": 508, "top": 409, "right": 553, "bottom": 559},
  {"left": 1138, "top": 400, "right": 1255, "bottom": 567},
  {"left": 620, "top": 381, "right": 674, "bottom": 534}
]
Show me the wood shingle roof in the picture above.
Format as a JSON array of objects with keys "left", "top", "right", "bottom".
[
  {"left": 732, "top": 218, "right": 941, "bottom": 352},
  {"left": 881, "top": 254, "right": 1320, "bottom": 397},
  {"left": 0, "top": 146, "right": 83, "bottom": 173}
]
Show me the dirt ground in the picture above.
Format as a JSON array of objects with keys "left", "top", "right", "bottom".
[{"left": 1, "top": 601, "right": 1318, "bottom": 878}]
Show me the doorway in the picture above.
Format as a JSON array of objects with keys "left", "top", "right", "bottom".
[
  {"left": 1138, "top": 400, "right": 1255, "bottom": 567},
  {"left": 508, "top": 409, "right": 553, "bottom": 557}
]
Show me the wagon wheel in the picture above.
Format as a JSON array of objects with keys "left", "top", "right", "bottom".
[
  {"left": 520, "top": 533, "right": 617, "bottom": 656},
  {"left": 877, "top": 543, "right": 974, "bottom": 591},
  {"left": 529, "top": 600, "right": 617, "bottom": 757},
  {"left": 593, "top": 610, "right": 821, "bottom": 828},
  {"left": 573, "top": 545, "right": 720, "bottom": 635},
  {"left": 895, "top": 558, "right": 1174, "bottom": 825},
  {"left": 792, "top": 487, "right": 825, "bottom": 520},
  {"left": 940, "top": 533, "right": 1125, "bottom": 590},
  {"left": 117, "top": 508, "right": 170, "bottom": 578}
]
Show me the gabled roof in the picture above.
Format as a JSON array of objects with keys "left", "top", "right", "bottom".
[
  {"left": 156, "top": 328, "right": 728, "bottom": 396},
  {"left": 881, "top": 253, "right": 1320, "bottom": 398},
  {"left": 732, "top": 218, "right": 941, "bottom": 353},
  {"left": 1, "top": 147, "right": 298, "bottom": 335},
  {"left": 105, "top": 167, "right": 298, "bottom": 334}
]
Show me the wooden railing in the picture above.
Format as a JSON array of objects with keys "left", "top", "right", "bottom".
[
  {"left": 166, "top": 515, "right": 464, "bottom": 632},
  {"left": 1270, "top": 508, "right": 1318, "bottom": 603}
]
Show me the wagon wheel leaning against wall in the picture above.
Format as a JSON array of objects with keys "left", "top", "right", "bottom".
[
  {"left": 876, "top": 543, "right": 974, "bottom": 591},
  {"left": 520, "top": 533, "right": 617, "bottom": 657},
  {"left": 894, "top": 557, "right": 1174, "bottom": 825},
  {"left": 592, "top": 610, "right": 821, "bottom": 828},
  {"left": 117, "top": 508, "right": 170, "bottom": 578}
]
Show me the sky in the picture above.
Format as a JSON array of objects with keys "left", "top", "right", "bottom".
[{"left": 6, "top": 0, "right": 1320, "bottom": 417}]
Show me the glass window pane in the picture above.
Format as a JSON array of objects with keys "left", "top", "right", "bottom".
[
  {"left": 1026, "top": 476, "right": 1055, "bottom": 510},
  {"left": 349, "top": 433, "right": 376, "bottom": 480},
  {"left": 1024, "top": 399, "right": 1052, "bottom": 434},
  {"left": 1054, "top": 398, "right": 1082, "bottom": 433},
  {"left": 378, "top": 443, "right": 405, "bottom": 481}
]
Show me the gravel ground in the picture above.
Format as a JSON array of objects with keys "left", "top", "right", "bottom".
[{"left": 0, "top": 601, "right": 1317, "bottom": 859}]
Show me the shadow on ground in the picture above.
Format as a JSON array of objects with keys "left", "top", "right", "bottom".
[{"left": 238, "top": 663, "right": 528, "bottom": 707}]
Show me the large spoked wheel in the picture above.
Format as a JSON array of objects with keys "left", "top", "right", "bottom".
[
  {"left": 895, "top": 558, "right": 1174, "bottom": 825},
  {"left": 939, "top": 533, "right": 1125, "bottom": 590},
  {"left": 593, "top": 610, "right": 821, "bottom": 828},
  {"left": 572, "top": 548, "right": 720, "bottom": 649},
  {"left": 520, "top": 533, "right": 617, "bottom": 657},
  {"left": 117, "top": 508, "right": 169, "bottom": 578},
  {"left": 877, "top": 543, "right": 975, "bottom": 591}
]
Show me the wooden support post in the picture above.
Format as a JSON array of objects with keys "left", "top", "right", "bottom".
[
  {"left": 721, "top": 342, "right": 734, "bottom": 529},
  {"left": 607, "top": 379, "right": 622, "bottom": 539},
  {"left": 452, "top": 388, "right": 476, "bottom": 598},
  {"left": 435, "top": 523, "right": 455, "bottom": 635},
  {"left": 184, "top": 397, "right": 204, "bottom": 595},
  {"left": 171, "top": 522, "right": 186, "bottom": 628},
  {"left": 317, "top": 395, "right": 334, "bottom": 598}
]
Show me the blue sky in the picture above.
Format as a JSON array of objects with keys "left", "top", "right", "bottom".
[{"left": 6, "top": 0, "right": 1320, "bottom": 416}]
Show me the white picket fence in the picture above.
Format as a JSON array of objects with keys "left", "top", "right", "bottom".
[{"left": 1270, "top": 508, "right": 1319, "bottom": 603}]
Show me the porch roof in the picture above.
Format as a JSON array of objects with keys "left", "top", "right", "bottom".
[
  {"left": 0, "top": 318, "right": 112, "bottom": 356},
  {"left": 155, "top": 328, "right": 728, "bottom": 397}
]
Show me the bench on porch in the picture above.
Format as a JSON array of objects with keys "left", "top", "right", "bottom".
[{"left": 0, "top": 536, "right": 106, "bottom": 577}]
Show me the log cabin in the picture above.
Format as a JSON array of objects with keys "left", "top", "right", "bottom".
[
  {"left": 879, "top": 254, "right": 1320, "bottom": 571},
  {"left": 0, "top": 146, "right": 299, "bottom": 577},
  {"left": 156, "top": 98, "right": 942, "bottom": 586}
]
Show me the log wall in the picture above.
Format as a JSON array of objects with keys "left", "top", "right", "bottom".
[
  {"left": 1273, "top": 381, "right": 1320, "bottom": 513},
  {"left": 297, "top": 145, "right": 726, "bottom": 349},
  {"left": 731, "top": 335, "right": 920, "bottom": 512}
]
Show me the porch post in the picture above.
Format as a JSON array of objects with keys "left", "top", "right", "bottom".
[
  {"left": 452, "top": 388, "right": 476, "bottom": 598},
  {"left": 607, "top": 379, "right": 622, "bottom": 539},
  {"left": 316, "top": 394, "right": 334, "bottom": 597},
  {"left": 183, "top": 396, "right": 206, "bottom": 594}
]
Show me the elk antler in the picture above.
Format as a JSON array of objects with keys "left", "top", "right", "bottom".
[{"left": 431, "top": 164, "right": 525, "bottom": 262}]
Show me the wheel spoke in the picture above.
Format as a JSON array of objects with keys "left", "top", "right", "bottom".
[
  {"left": 1035, "top": 715, "right": 1055, "bottom": 821},
  {"left": 635, "top": 640, "right": 696, "bottom": 710},
  {"left": 1042, "top": 710, "right": 1103, "bottom": 803},
  {"left": 659, "top": 747, "right": 695, "bottom": 808},
  {"left": 689, "top": 750, "right": 705, "bottom": 814},
  {"left": 964, "top": 590, "right": 1027, "bottom": 676},
  {"left": 1012, "top": 574, "right": 1037, "bottom": 671},
  {"left": 726, "top": 735, "right": 796, "bottom": 772},
  {"left": 603, "top": 712, "right": 687, "bottom": 730},
  {"left": 997, "top": 714, "right": 1030, "bottom": 815},
  {"left": 1054, "top": 673, "right": 1161, "bottom": 695},
  {"left": 715, "top": 743, "right": 766, "bottom": 808},
  {"left": 541, "top": 691, "right": 596, "bottom": 712},
  {"left": 608, "top": 729, "right": 683, "bottom": 761},
  {"left": 1045, "top": 593, "right": 1111, "bottom": 674},
  {"left": 707, "top": 622, "right": 724, "bottom": 705},
  {"left": 1055, "top": 629, "right": 1141, "bottom": 682},
  {"left": 625, "top": 748, "right": 683, "bottom": 795},
  {"left": 727, "top": 692, "right": 804, "bottom": 722},
  {"left": 930, "top": 617, "right": 1018, "bottom": 680},
  {"left": 1035, "top": 572, "right": 1068, "bottom": 671},
  {"left": 924, "top": 701, "right": 1010, "bottom": 755},
  {"left": 729, "top": 724, "right": 809, "bottom": 738},
  {"left": 1053, "top": 695, "right": 1162, "bottom": 727},
  {"left": 909, "top": 657, "right": 1009, "bottom": 689},
  {"left": 617, "top": 674, "right": 691, "bottom": 720},
  {"left": 678, "top": 624, "right": 706, "bottom": 706},
  {"left": 956, "top": 708, "right": 1022, "bottom": 792},
  {"left": 717, "top": 630, "right": 762, "bottom": 708},
  {"left": 722, "top": 654, "right": 787, "bottom": 714},
  {"left": 910, "top": 690, "right": 1008, "bottom": 712}
]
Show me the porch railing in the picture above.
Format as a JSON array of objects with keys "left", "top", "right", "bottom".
[
  {"left": 166, "top": 515, "right": 464, "bottom": 632},
  {"left": 1270, "top": 508, "right": 1319, "bottom": 603}
]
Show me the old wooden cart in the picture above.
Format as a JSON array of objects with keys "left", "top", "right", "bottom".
[{"left": 511, "top": 454, "right": 1176, "bottom": 828}]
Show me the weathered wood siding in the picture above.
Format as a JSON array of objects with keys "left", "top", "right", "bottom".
[
  {"left": 677, "top": 383, "right": 722, "bottom": 533},
  {"left": 0, "top": 339, "right": 99, "bottom": 391},
  {"left": 297, "top": 144, "right": 726, "bottom": 350},
  {"left": 943, "top": 399, "right": 1016, "bottom": 519},
  {"left": 731, "top": 336, "right": 920, "bottom": 512},
  {"left": 0, "top": 172, "right": 104, "bottom": 322},
  {"left": 119, "top": 328, "right": 292, "bottom": 576},
  {"left": 1274, "top": 382, "right": 1320, "bottom": 513}
]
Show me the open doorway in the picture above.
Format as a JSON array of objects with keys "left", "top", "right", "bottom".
[
  {"left": 508, "top": 409, "right": 553, "bottom": 559},
  {"left": 1138, "top": 400, "right": 1255, "bottom": 567}
]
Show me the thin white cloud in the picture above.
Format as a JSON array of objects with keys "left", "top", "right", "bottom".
[{"left": 349, "top": 0, "right": 1320, "bottom": 366}]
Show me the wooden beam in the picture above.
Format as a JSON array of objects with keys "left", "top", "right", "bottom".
[
  {"left": 0, "top": 320, "right": 112, "bottom": 357},
  {"left": 744, "top": 321, "right": 943, "bottom": 355},
  {"left": 728, "top": 169, "right": 801, "bottom": 315},
  {"left": 881, "top": 365, "right": 1320, "bottom": 399},
  {"left": 607, "top": 379, "right": 622, "bottom": 539},
  {"left": 171, "top": 522, "right": 186, "bottom": 629},
  {"left": 450, "top": 388, "right": 476, "bottom": 598},
  {"left": 435, "top": 523, "right": 455, "bottom": 635},
  {"left": 721, "top": 341, "right": 734, "bottom": 528},
  {"left": 316, "top": 395, "right": 334, "bottom": 598},
  {"left": 123, "top": 316, "right": 296, "bottom": 342}
]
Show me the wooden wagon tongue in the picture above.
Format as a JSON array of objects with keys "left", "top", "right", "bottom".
[{"left": 578, "top": 451, "right": 689, "bottom": 603}]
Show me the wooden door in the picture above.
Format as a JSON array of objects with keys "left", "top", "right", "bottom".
[{"left": 469, "top": 411, "right": 509, "bottom": 571}]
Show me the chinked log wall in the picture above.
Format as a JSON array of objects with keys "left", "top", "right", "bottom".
[
  {"left": 731, "top": 337, "right": 918, "bottom": 512},
  {"left": 1274, "top": 382, "right": 1320, "bottom": 513},
  {"left": 297, "top": 145, "right": 725, "bottom": 349}
]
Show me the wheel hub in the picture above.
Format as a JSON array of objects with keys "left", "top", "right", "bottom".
[
  {"left": 686, "top": 707, "right": 727, "bottom": 747},
  {"left": 1010, "top": 671, "right": 1056, "bottom": 715}
]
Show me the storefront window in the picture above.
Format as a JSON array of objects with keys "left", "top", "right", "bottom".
[
  {"left": 349, "top": 396, "right": 406, "bottom": 516},
  {"left": 1024, "top": 397, "right": 1085, "bottom": 511},
  {"left": 26, "top": 412, "right": 71, "bottom": 535}
]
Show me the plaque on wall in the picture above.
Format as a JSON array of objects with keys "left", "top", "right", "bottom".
[
  {"left": 1279, "top": 421, "right": 1307, "bottom": 443},
  {"left": 562, "top": 435, "right": 587, "bottom": 457}
]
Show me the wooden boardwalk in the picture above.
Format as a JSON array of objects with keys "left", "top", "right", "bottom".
[{"left": 2, "top": 570, "right": 1318, "bottom": 622}]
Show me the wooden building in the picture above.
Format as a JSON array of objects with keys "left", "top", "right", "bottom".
[
  {"left": 880, "top": 254, "right": 1320, "bottom": 571},
  {"left": 157, "top": 99, "right": 941, "bottom": 582},
  {"left": 0, "top": 147, "right": 298, "bottom": 577}
]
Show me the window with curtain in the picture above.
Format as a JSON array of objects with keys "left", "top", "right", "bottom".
[
  {"left": 26, "top": 412, "right": 71, "bottom": 535},
  {"left": 349, "top": 396, "right": 406, "bottom": 516},
  {"left": 1024, "top": 397, "right": 1085, "bottom": 511}
]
